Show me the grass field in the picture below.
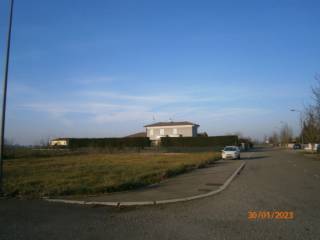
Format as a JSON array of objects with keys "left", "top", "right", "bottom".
[{"left": 3, "top": 152, "right": 220, "bottom": 198}]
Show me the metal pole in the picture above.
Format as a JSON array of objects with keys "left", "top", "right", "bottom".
[{"left": 0, "top": 0, "right": 14, "bottom": 194}]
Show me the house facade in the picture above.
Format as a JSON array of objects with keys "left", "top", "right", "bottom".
[
  {"left": 49, "top": 138, "right": 68, "bottom": 146},
  {"left": 144, "top": 121, "right": 199, "bottom": 141}
]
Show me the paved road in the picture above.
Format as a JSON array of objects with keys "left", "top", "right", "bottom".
[{"left": 1, "top": 147, "right": 320, "bottom": 240}]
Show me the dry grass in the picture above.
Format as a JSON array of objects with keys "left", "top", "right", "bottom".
[{"left": 3, "top": 152, "right": 220, "bottom": 198}]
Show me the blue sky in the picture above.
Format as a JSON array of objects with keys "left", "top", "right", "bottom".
[{"left": 0, "top": 0, "right": 319, "bottom": 145}]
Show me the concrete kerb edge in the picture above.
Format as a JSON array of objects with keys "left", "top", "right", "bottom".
[{"left": 44, "top": 161, "right": 246, "bottom": 207}]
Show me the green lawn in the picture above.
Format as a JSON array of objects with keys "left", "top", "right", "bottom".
[{"left": 3, "top": 152, "right": 220, "bottom": 198}]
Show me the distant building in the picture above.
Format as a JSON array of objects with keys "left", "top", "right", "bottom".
[
  {"left": 144, "top": 121, "right": 199, "bottom": 143},
  {"left": 125, "top": 132, "right": 147, "bottom": 138},
  {"left": 51, "top": 121, "right": 200, "bottom": 146},
  {"left": 49, "top": 138, "right": 68, "bottom": 146}
]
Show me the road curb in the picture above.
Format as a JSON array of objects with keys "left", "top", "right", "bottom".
[{"left": 44, "top": 161, "right": 246, "bottom": 207}]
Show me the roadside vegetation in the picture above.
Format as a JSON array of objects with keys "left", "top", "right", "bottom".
[
  {"left": 268, "top": 73, "right": 320, "bottom": 149},
  {"left": 301, "top": 74, "right": 320, "bottom": 145},
  {"left": 3, "top": 152, "right": 220, "bottom": 198}
]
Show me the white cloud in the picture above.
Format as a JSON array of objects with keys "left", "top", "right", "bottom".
[
  {"left": 17, "top": 97, "right": 269, "bottom": 126},
  {"left": 19, "top": 102, "right": 144, "bottom": 115},
  {"left": 9, "top": 84, "right": 275, "bottom": 145},
  {"left": 69, "top": 76, "right": 115, "bottom": 85},
  {"left": 79, "top": 89, "right": 240, "bottom": 105}
]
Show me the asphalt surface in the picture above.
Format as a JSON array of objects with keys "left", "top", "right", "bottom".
[{"left": 1, "top": 147, "right": 320, "bottom": 240}]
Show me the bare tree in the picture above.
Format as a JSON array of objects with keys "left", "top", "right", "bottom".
[
  {"left": 269, "top": 132, "right": 279, "bottom": 146},
  {"left": 302, "top": 107, "right": 320, "bottom": 144},
  {"left": 302, "top": 74, "right": 320, "bottom": 144},
  {"left": 279, "top": 123, "right": 293, "bottom": 146},
  {"left": 311, "top": 73, "right": 320, "bottom": 109}
]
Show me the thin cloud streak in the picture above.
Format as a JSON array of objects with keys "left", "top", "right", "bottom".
[
  {"left": 79, "top": 90, "right": 240, "bottom": 104},
  {"left": 17, "top": 100, "right": 268, "bottom": 124},
  {"left": 70, "top": 76, "right": 115, "bottom": 85}
]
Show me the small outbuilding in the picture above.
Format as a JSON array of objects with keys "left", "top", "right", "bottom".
[{"left": 49, "top": 138, "right": 69, "bottom": 146}]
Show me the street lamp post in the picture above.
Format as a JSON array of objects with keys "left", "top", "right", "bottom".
[
  {"left": 290, "top": 109, "right": 304, "bottom": 145},
  {"left": 0, "top": 0, "right": 14, "bottom": 195}
]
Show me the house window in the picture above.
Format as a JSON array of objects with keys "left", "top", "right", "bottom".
[
  {"left": 150, "top": 129, "right": 154, "bottom": 136},
  {"left": 173, "top": 128, "right": 178, "bottom": 135},
  {"left": 160, "top": 129, "right": 165, "bottom": 135}
]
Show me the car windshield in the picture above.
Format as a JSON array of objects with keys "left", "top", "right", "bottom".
[{"left": 224, "top": 147, "right": 236, "bottom": 151}]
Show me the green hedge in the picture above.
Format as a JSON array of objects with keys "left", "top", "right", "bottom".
[
  {"left": 67, "top": 137, "right": 151, "bottom": 149},
  {"left": 161, "top": 135, "right": 238, "bottom": 147}
]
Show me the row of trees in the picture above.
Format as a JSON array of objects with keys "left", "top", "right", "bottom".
[
  {"left": 269, "top": 74, "right": 320, "bottom": 146},
  {"left": 268, "top": 123, "right": 294, "bottom": 146},
  {"left": 300, "top": 74, "right": 320, "bottom": 144}
]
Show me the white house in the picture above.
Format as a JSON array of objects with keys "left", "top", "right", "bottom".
[
  {"left": 49, "top": 138, "right": 68, "bottom": 146},
  {"left": 144, "top": 121, "right": 199, "bottom": 142}
]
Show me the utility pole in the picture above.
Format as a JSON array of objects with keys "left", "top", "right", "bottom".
[{"left": 0, "top": 0, "right": 14, "bottom": 195}]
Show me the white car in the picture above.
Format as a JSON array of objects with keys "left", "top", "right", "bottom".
[{"left": 222, "top": 146, "right": 241, "bottom": 160}]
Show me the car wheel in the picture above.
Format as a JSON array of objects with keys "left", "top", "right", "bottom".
[{"left": 238, "top": 155, "right": 241, "bottom": 160}]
